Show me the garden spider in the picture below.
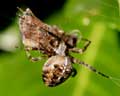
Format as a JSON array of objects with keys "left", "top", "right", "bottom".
[{"left": 18, "top": 7, "right": 120, "bottom": 87}]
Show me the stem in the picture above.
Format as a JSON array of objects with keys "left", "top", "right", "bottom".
[{"left": 118, "top": 0, "right": 120, "bottom": 16}]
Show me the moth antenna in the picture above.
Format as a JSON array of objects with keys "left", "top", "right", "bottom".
[
  {"left": 16, "top": 13, "right": 21, "bottom": 18},
  {"left": 16, "top": 7, "right": 24, "bottom": 17},
  {"left": 73, "top": 59, "right": 120, "bottom": 87},
  {"left": 17, "top": 7, "right": 24, "bottom": 13}
]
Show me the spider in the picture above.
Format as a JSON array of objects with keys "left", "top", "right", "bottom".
[{"left": 18, "top": 7, "right": 117, "bottom": 87}]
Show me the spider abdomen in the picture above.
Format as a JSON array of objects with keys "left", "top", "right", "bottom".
[{"left": 42, "top": 55, "right": 72, "bottom": 87}]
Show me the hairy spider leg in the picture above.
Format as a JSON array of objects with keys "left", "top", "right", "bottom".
[
  {"left": 73, "top": 58, "right": 120, "bottom": 88},
  {"left": 70, "top": 38, "right": 91, "bottom": 54},
  {"left": 25, "top": 47, "right": 44, "bottom": 62}
]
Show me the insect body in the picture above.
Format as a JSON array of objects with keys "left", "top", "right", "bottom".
[{"left": 18, "top": 8, "right": 119, "bottom": 87}]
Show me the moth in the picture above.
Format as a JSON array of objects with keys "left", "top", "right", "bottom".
[{"left": 18, "top": 7, "right": 119, "bottom": 87}]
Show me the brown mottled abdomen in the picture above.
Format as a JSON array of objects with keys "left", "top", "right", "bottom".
[{"left": 42, "top": 55, "right": 72, "bottom": 87}]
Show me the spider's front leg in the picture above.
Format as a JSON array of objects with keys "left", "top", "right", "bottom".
[
  {"left": 69, "top": 38, "right": 91, "bottom": 54},
  {"left": 25, "top": 47, "right": 44, "bottom": 62},
  {"left": 72, "top": 58, "right": 110, "bottom": 79}
]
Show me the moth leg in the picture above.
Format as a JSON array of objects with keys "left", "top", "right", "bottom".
[
  {"left": 69, "top": 38, "right": 91, "bottom": 54},
  {"left": 25, "top": 47, "right": 43, "bottom": 62},
  {"left": 72, "top": 58, "right": 110, "bottom": 79}
]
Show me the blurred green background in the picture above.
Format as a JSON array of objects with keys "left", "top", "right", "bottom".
[{"left": 0, "top": 0, "right": 120, "bottom": 96}]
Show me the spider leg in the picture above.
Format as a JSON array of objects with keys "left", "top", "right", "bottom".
[
  {"left": 25, "top": 47, "right": 44, "bottom": 62},
  {"left": 69, "top": 29, "right": 82, "bottom": 40},
  {"left": 69, "top": 38, "right": 91, "bottom": 54},
  {"left": 72, "top": 58, "right": 110, "bottom": 79},
  {"left": 71, "top": 68, "right": 77, "bottom": 77}
]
